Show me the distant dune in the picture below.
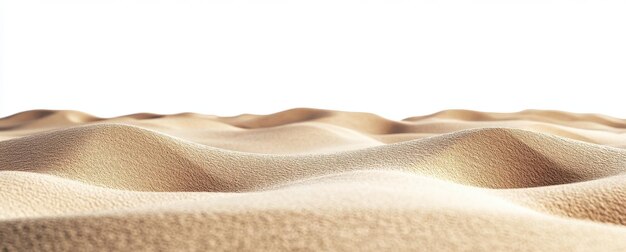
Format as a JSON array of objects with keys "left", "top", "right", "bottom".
[{"left": 1, "top": 109, "right": 626, "bottom": 251}]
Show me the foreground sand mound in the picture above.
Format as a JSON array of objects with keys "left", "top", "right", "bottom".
[{"left": 1, "top": 108, "right": 626, "bottom": 251}]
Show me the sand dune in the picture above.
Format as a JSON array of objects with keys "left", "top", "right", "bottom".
[{"left": 1, "top": 109, "right": 626, "bottom": 251}]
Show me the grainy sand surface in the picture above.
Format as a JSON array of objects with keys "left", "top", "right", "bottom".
[{"left": 1, "top": 108, "right": 626, "bottom": 251}]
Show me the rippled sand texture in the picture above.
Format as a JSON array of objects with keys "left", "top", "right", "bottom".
[{"left": 2, "top": 108, "right": 626, "bottom": 251}]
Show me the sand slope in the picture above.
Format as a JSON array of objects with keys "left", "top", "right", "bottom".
[{"left": 1, "top": 108, "right": 626, "bottom": 251}]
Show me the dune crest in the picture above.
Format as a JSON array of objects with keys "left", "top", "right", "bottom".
[{"left": 2, "top": 108, "right": 626, "bottom": 251}]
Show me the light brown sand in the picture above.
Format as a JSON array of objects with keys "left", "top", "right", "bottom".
[{"left": 1, "top": 108, "right": 626, "bottom": 251}]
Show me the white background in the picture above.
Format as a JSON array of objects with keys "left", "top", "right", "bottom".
[{"left": 1, "top": 0, "right": 625, "bottom": 120}]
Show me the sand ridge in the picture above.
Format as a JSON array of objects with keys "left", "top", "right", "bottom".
[{"left": 1, "top": 108, "right": 626, "bottom": 251}]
